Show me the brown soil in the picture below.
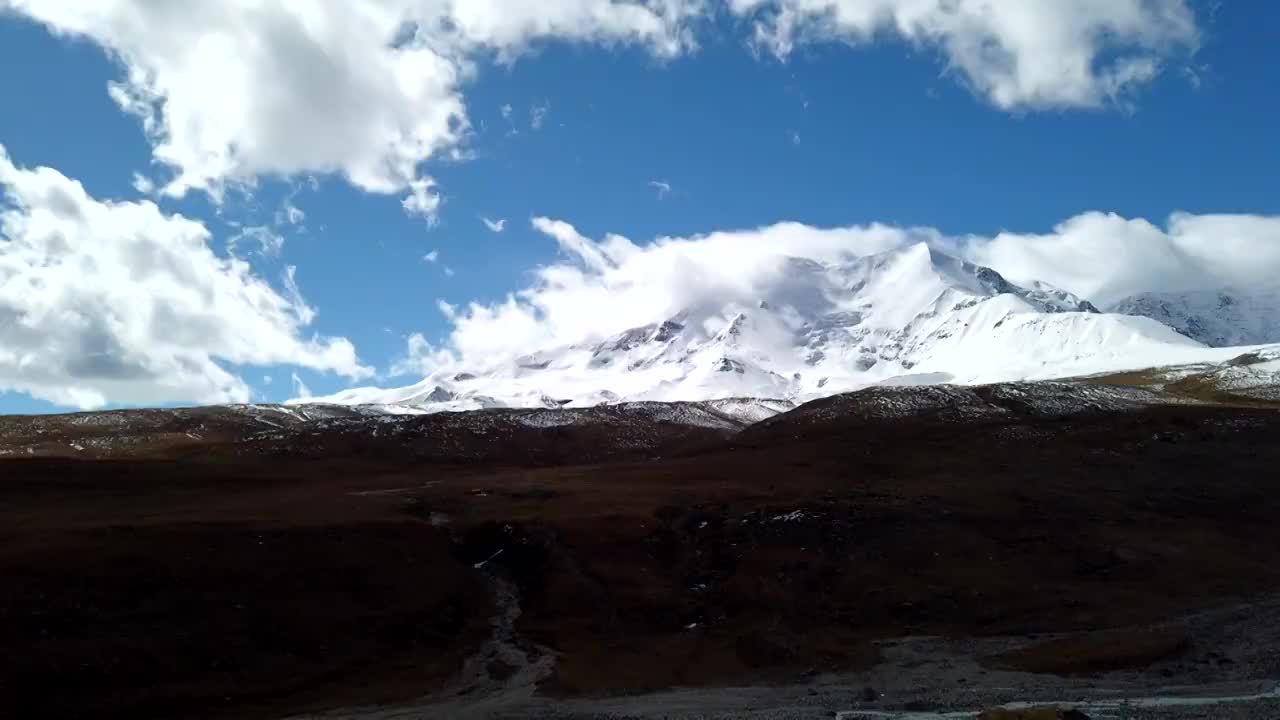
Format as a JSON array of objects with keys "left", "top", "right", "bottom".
[
  {"left": 984, "top": 629, "right": 1191, "bottom": 675},
  {"left": 4, "top": 392, "right": 1280, "bottom": 718},
  {"left": 0, "top": 460, "right": 491, "bottom": 720}
]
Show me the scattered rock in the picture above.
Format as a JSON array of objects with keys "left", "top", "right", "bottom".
[{"left": 485, "top": 657, "right": 517, "bottom": 682}]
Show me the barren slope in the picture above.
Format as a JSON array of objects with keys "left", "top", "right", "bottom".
[{"left": 3, "top": 383, "right": 1280, "bottom": 718}]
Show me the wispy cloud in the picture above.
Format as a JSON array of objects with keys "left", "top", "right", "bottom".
[
  {"left": 291, "top": 372, "right": 312, "bottom": 400},
  {"left": 402, "top": 178, "right": 442, "bottom": 224},
  {"left": 424, "top": 249, "right": 440, "bottom": 263},
  {"left": 531, "top": 102, "right": 550, "bottom": 130},
  {"left": 649, "top": 180, "right": 672, "bottom": 200},
  {"left": 500, "top": 103, "right": 518, "bottom": 136},
  {"left": 482, "top": 217, "right": 507, "bottom": 233},
  {"left": 275, "top": 185, "right": 307, "bottom": 226},
  {"left": 227, "top": 225, "right": 285, "bottom": 257}
]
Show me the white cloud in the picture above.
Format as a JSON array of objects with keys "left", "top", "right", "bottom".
[
  {"left": 951, "top": 211, "right": 1280, "bottom": 306},
  {"left": 391, "top": 332, "right": 456, "bottom": 378},
  {"left": 276, "top": 194, "right": 306, "bottom": 226},
  {"left": 283, "top": 203, "right": 305, "bottom": 225},
  {"left": 410, "top": 211, "right": 1280, "bottom": 371},
  {"left": 424, "top": 249, "right": 440, "bottom": 263},
  {"left": 402, "top": 177, "right": 442, "bottom": 222},
  {"left": 130, "top": 172, "right": 155, "bottom": 195},
  {"left": 531, "top": 101, "right": 550, "bottom": 130},
  {"left": 482, "top": 216, "right": 507, "bottom": 233},
  {"left": 727, "top": 0, "right": 1200, "bottom": 109},
  {"left": 444, "top": 266, "right": 456, "bottom": 277},
  {"left": 227, "top": 225, "right": 285, "bottom": 257},
  {"left": 431, "top": 216, "right": 917, "bottom": 364},
  {"left": 0, "top": 0, "right": 1203, "bottom": 255},
  {"left": 3, "top": 0, "right": 708, "bottom": 212},
  {"left": 0, "top": 145, "right": 370, "bottom": 409},
  {"left": 500, "top": 102, "right": 519, "bottom": 136},
  {"left": 0, "top": 2, "right": 1194, "bottom": 225},
  {"left": 649, "top": 180, "right": 672, "bottom": 199}
]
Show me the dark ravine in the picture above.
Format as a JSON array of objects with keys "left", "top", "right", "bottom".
[{"left": 4, "top": 381, "right": 1280, "bottom": 719}]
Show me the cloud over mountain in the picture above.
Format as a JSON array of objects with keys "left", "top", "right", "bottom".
[{"left": 403, "top": 210, "right": 1280, "bottom": 374}]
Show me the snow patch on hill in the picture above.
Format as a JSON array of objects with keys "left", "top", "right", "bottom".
[{"left": 1110, "top": 287, "right": 1280, "bottom": 347}]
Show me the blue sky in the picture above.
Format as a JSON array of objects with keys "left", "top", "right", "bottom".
[{"left": 0, "top": 1, "right": 1277, "bottom": 413}]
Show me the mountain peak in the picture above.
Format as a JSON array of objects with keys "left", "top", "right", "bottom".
[
  {"left": 828, "top": 243, "right": 1096, "bottom": 325},
  {"left": 301, "top": 247, "right": 1225, "bottom": 414}
]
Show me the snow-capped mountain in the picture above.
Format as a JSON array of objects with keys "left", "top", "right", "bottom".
[
  {"left": 1109, "top": 287, "right": 1280, "bottom": 347},
  {"left": 303, "top": 243, "right": 1246, "bottom": 413}
]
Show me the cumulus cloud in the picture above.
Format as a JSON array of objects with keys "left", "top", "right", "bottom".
[
  {"left": 408, "top": 211, "right": 1280, "bottom": 372},
  {"left": 951, "top": 212, "right": 1280, "bottom": 306},
  {"left": 482, "top": 216, "right": 507, "bottom": 233},
  {"left": 428, "top": 216, "right": 921, "bottom": 366},
  {"left": 424, "top": 249, "right": 441, "bottom": 263},
  {"left": 0, "top": 145, "right": 370, "bottom": 409},
  {"left": 649, "top": 180, "right": 672, "bottom": 199},
  {"left": 727, "top": 0, "right": 1200, "bottom": 109},
  {"left": 2, "top": 0, "right": 707, "bottom": 215},
  {"left": 1, "top": 1, "right": 1202, "bottom": 223},
  {"left": 391, "top": 332, "right": 456, "bottom": 378}
]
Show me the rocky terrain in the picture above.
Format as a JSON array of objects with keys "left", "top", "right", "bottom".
[
  {"left": 4, "top": 379, "right": 1280, "bottom": 719},
  {"left": 0, "top": 398, "right": 786, "bottom": 464}
]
